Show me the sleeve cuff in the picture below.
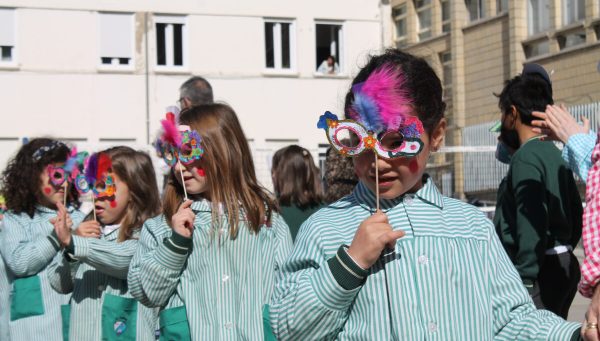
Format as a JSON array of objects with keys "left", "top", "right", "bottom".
[
  {"left": 570, "top": 327, "right": 583, "bottom": 341},
  {"left": 71, "top": 235, "right": 90, "bottom": 259},
  {"left": 547, "top": 321, "right": 582, "bottom": 341},
  {"left": 163, "top": 230, "right": 192, "bottom": 255},
  {"left": 47, "top": 230, "right": 61, "bottom": 251},
  {"left": 310, "top": 256, "right": 362, "bottom": 311},
  {"left": 154, "top": 236, "right": 190, "bottom": 271},
  {"left": 327, "top": 245, "right": 369, "bottom": 290}
]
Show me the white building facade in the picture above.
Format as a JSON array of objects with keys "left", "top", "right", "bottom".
[{"left": 0, "top": 0, "right": 387, "bottom": 189}]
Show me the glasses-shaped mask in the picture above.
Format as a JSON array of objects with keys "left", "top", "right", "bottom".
[
  {"left": 159, "top": 129, "right": 204, "bottom": 167},
  {"left": 74, "top": 173, "right": 116, "bottom": 199},
  {"left": 47, "top": 165, "right": 68, "bottom": 187},
  {"left": 318, "top": 111, "right": 424, "bottom": 159}
]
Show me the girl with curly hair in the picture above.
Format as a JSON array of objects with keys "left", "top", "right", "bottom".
[{"left": 0, "top": 138, "right": 86, "bottom": 340}]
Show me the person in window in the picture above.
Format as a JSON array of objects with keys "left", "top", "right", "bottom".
[{"left": 317, "top": 55, "right": 340, "bottom": 75}]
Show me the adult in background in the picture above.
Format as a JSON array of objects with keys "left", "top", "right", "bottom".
[
  {"left": 178, "top": 76, "right": 214, "bottom": 109},
  {"left": 493, "top": 66, "right": 583, "bottom": 319},
  {"left": 272, "top": 145, "right": 324, "bottom": 241}
]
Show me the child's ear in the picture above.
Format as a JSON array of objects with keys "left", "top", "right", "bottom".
[{"left": 430, "top": 118, "right": 447, "bottom": 152}]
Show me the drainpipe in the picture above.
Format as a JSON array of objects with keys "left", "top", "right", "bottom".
[{"left": 145, "top": 12, "right": 150, "bottom": 145}]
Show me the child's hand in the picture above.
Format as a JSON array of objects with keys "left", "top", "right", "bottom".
[
  {"left": 75, "top": 221, "right": 102, "bottom": 238},
  {"left": 51, "top": 202, "right": 73, "bottom": 248},
  {"left": 347, "top": 210, "right": 405, "bottom": 269},
  {"left": 171, "top": 200, "right": 195, "bottom": 238}
]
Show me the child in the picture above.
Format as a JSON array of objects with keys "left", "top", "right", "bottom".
[
  {"left": 0, "top": 138, "right": 85, "bottom": 340},
  {"left": 128, "top": 104, "right": 292, "bottom": 340},
  {"left": 271, "top": 145, "right": 324, "bottom": 241},
  {"left": 48, "top": 146, "right": 161, "bottom": 340},
  {"left": 269, "top": 49, "right": 582, "bottom": 340}
]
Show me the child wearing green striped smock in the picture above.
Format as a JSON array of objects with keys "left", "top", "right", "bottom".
[
  {"left": 0, "top": 138, "right": 85, "bottom": 340},
  {"left": 269, "top": 50, "right": 583, "bottom": 340},
  {"left": 48, "top": 146, "right": 162, "bottom": 340},
  {"left": 128, "top": 104, "right": 292, "bottom": 340}
]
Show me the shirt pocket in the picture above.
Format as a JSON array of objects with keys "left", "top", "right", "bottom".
[
  {"left": 158, "top": 305, "right": 191, "bottom": 341},
  {"left": 10, "top": 275, "right": 45, "bottom": 321},
  {"left": 101, "top": 293, "right": 138, "bottom": 341}
]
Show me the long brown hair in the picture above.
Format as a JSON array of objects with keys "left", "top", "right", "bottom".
[
  {"left": 162, "top": 103, "right": 276, "bottom": 237},
  {"left": 272, "top": 145, "right": 323, "bottom": 209},
  {"left": 103, "top": 146, "right": 161, "bottom": 242}
]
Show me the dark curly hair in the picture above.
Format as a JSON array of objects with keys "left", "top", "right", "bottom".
[
  {"left": 1, "top": 138, "right": 80, "bottom": 217},
  {"left": 344, "top": 49, "right": 446, "bottom": 134}
]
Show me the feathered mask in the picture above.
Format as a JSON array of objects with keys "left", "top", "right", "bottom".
[
  {"left": 46, "top": 147, "right": 88, "bottom": 187},
  {"left": 156, "top": 107, "right": 204, "bottom": 167},
  {"left": 74, "top": 152, "right": 116, "bottom": 198},
  {"left": 317, "top": 66, "right": 424, "bottom": 159}
]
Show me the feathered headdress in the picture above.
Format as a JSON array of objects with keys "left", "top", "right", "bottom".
[
  {"left": 348, "top": 66, "right": 413, "bottom": 132},
  {"left": 160, "top": 106, "right": 182, "bottom": 147},
  {"left": 85, "top": 152, "right": 112, "bottom": 184}
]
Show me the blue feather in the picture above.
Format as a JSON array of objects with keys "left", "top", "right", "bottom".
[{"left": 352, "top": 93, "right": 383, "bottom": 132}]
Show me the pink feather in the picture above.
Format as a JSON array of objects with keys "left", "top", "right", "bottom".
[
  {"left": 359, "top": 66, "right": 413, "bottom": 130},
  {"left": 160, "top": 119, "right": 181, "bottom": 147}
]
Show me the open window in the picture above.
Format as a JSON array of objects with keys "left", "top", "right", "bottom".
[
  {"left": 264, "top": 19, "right": 296, "bottom": 71},
  {"left": 315, "top": 22, "right": 343, "bottom": 75},
  {"left": 155, "top": 15, "right": 186, "bottom": 69}
]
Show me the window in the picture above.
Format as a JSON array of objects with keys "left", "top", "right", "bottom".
[
  {"left": 155, "top": 16, "right": 186, "bottom": 68},
  {"left": 563, "top": 0, "right": 585, "bottom": 26},
  {"left": 441, "top": 0, "right": 451, "bottom": 33},
  {"left": 528, "top": 0, "right": 551, "bottom": 35},
  {"left": 264, "top": 20, "right": 295, "bottom": 71},
  {"left": 465, "top": 0, "right": 487, "bottom": 21},
  {"left": 392, "top": 3, "right": 408, "bottom": 45},
  {"left": 523, "top": 39, "right": 550, "bottom": 58},
  {"left": 440, "top": 52, "right": 452, "bottom": 98},
  {"left": 557, "top": 29, "right": 586, "bottom": 49},
  {"left": 497, "top": 0, "right": 509, "bottom": 13},
  {"left": 415, "top": 0, "right": 432, "bottom": 40},
  {"left": 0, "top": 8, "right": 15, "bottom": 64},
  {"left": 315, "top": 23, "right": 343, "bottom": 74},
  {"left": 99, "top": 13, "right": 133, "bottom": 67}
]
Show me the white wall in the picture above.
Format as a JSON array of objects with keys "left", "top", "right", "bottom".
[{"left": 0, "top": 0, "right": 383, "bottom": 189}]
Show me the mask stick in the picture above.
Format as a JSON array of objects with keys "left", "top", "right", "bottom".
[
  {"left": 63, "top": 181, "right": 68, "bottom": 207},
  {"left": 178, "top": 161, "right": 188, "bottom": 201},
  {"left": 374, "top": 152, "right": 380, "bottom": 211},
  {"left": 92, "top": 194, "right": 97, "bottom": 222}
]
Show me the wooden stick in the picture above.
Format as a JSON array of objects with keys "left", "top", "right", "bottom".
[
  {"left": 63, "top": 181, "right": 68, "bottom": 207},
  {"left": 178, "top": 161, "right": 188, "bottom": 201},
  {"left": 374, "top": 152, "right": 380, "bottom": 211},
  {"left": 92, "top": 194, "right": 97, "bottom": 221}
]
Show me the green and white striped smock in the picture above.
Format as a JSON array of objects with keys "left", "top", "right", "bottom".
[
  {"left": 0, "top": 222, "right": 10, "bottom": 341},
  {"left": 47, "top": 226, "right": 158, "bottom": 340},
  {"left": 0, "top": 205, "right": 84, "bottom": 341},
  {"left": 270, "top": 178, "right": 581, "bottom": 340},
  {"left": 128, "top": 199, "right": 292, "bottom": 340}
]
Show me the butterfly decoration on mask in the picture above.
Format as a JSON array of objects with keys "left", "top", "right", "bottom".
[
  {"left": 317, "top": 67, "right": 425, "bottom": 159},
  {"left": 74, "top": 152, "right": 116, "bottom": 199},
  {"left": 46, "top": 147, "right": 89, "bottom": 187},
  {"left": 155, "top": 108, "right": 204, "bottom": 167}
]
